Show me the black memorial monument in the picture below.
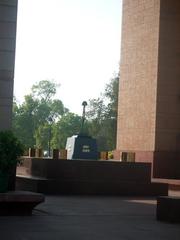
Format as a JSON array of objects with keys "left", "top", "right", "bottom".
[{"left": 66, "top": 101, "right": 98, "bottom": 160}]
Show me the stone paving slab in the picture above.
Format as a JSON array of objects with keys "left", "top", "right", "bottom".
[{"left": 0, "top": 196, "right": 179, "bottom": 240}]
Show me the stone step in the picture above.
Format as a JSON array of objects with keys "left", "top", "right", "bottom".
[
  {"left": 157, "top": 196, "right": 180, "bottom": 223},
  {"left": 16, "top": 175, "right": 168, "bottom": 196},
  {"left": 0, "top": 191, "right": 45, "bottom": 216}
]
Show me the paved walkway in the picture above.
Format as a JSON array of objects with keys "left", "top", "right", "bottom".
[{"left": 0, "top": 195, "right": 179, "bottom": 240}]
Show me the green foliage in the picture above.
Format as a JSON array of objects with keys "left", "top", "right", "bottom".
[
  {"left": 31, "top": 80, "right": 59, "bottom": 102},
  {"left": 51, "top": 112, "right": 82, "bottom": 149},
  {"left": 0, "top": 130, "right": 24, "bottom": 173},
  {"left": 12, "top": 75, "right": 119, "bottom": 153},
  {"left": 12, "top": 95, "right": 38, "bottom": 147},
  {"left": 86, "top": 73, "right": 119, "bottom": 151},
  {"left": 34, "top": 124, "right": 50, "bottom": 149},
  {"left": 12, "top": 80, "right": 81, "bottom": 150},
  {"left": 12, "top": 80, "right": 66, "bottom": 149},
  {"left": 108, "top": 151, "right": 114, "bottom": 159}
]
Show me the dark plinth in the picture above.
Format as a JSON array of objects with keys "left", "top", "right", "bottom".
[
  {"left": 66, "top": 135, "right": 98, "bottom": 160},
  {"left": 0, "top": 191, "right": 45, "bottom": 216},
  {"left": 157, "top": 196, "right": 180, "bottom": 223}
]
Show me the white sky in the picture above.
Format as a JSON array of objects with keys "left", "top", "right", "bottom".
[{"left": 14, "top": 0, "right": 122, "bottom": 115}]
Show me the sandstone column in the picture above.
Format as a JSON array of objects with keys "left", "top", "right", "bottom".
[
  {"left": 0, "top": 0, "right": 18, "bottom": 130},
  {"left": 116, "top": 0, "right": 180, "bottom": 162}
]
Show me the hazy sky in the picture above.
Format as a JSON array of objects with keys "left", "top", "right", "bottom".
[{"left": 14, "top": 0, "right": 122, "bottom": 115}]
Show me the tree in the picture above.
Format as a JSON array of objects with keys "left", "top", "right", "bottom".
[
  {"left": 86, "top": 98, "right": 106, "bottom": 145},
  {"left": 13, "top": 76, "right": 119, "bottom": 152},
  {"left": 12, "top": 95, "right": 38, "bottom": 147},
  {"left": 104, "top": 73, "right": 119, "bottom": 120},
  {"left": 12, "top": 80, "right": 67, "bottom": 149},
  {"left": 34, "top": 124, "right": 50, "bottom": 149},
  {"left": 51, "top": 112, "right": 82, "bottom": 149},
  {"left": 31, "top": 80, "right": 59, "bottom": 102},
  {"left": 86, "top": 73, "right": 119, "bottom": 151},
  {"left": 103, "top": 73, "right": 119, "bottom": 149}
]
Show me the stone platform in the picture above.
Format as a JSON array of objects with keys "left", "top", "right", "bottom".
[
  {"left": 0, "top": 191, "right": 45, "bottom": 215},
  {"left": 157, "top": 196, "right": 180, "bottom": 223},
  {"left": 16, "top": 158, "right": 168, "bottom": 196}
]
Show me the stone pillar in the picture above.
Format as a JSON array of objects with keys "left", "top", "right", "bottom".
[
  {"left": 0, "top": 0, "right": 18, "bottom": 130},
  {"left": 116, "top": 0, "right": 180, "bottom": 163}
]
